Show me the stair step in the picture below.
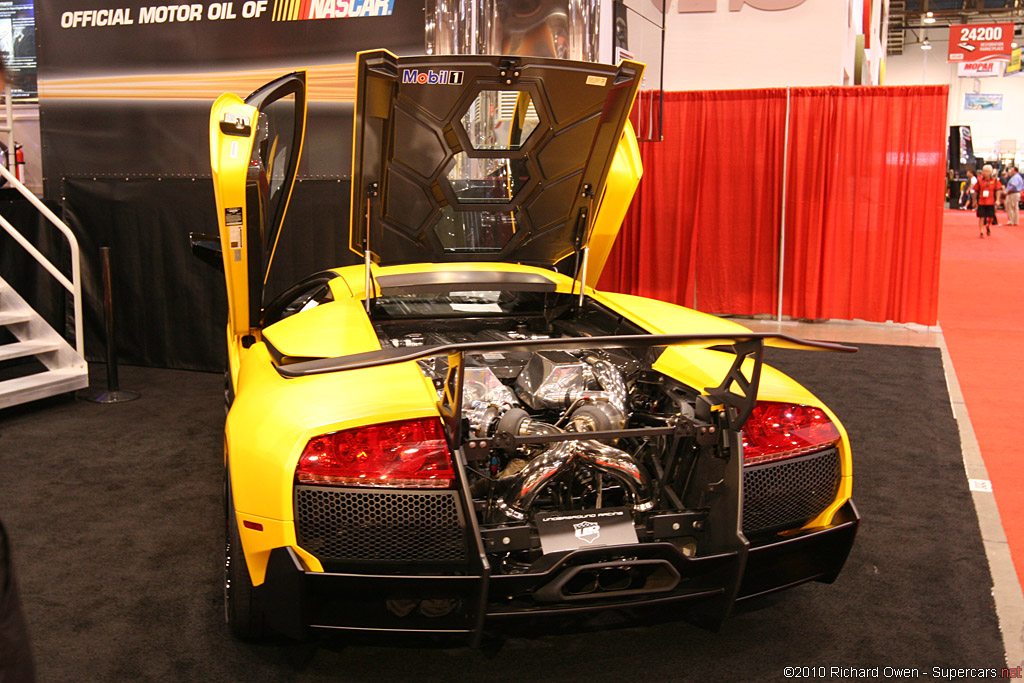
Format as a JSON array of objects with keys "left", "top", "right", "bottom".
[
  {"left": 0, "top": 340, "right": 62, "bottom": 362},
  {"left": 0, "top": 368, "right": 89, "bottom": 410},
  {"left": 0, "top": 310, "right": 33, "bottom": 326}
]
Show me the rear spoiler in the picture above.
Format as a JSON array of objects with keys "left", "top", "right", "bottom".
[
  {"left": 274, "top": 333, "right": 856, "bottom": 437},
  {"left": 273, "top": 333, "right": 856, "bottom": 378}
]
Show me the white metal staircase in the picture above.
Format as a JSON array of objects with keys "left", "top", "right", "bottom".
[{"left": 0, "top": 153, "right": 87, "bottom": 410}]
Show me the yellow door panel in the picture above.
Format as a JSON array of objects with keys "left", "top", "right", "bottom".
[
  {"left": 210, "top": 94, "right": 258, "bottom": 337},
  {"left": 209, "top": 73, "right": 308, "bottom": 340}
]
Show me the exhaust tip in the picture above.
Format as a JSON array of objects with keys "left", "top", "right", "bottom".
[
  {"left": 596, "top": 567, "right": 634, "bottom": 592},
  {"left": 533, "top": 559, "right": 682, "bottom": 603},
  {"left": 564, "top": 570, "right": 599, "bottom": 595}
]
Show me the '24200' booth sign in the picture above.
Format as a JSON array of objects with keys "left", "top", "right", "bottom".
[{"left": 948, "top": 24, "right": 1014, "bottom": 63}]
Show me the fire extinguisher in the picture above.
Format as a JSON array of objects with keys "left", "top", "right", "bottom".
[{"left": 14, "top": 143, "right": 23, "bottom": 182}]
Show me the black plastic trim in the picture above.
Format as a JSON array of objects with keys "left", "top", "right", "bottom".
[
  {"left": 741, "top": 447, "right": 843, "bottom": 536},
  {"left": 188, "top": 232, "right": 223, "bottom": 272},
  {"left": 262, "top": 338, "right": 320, "bottom": 367},
  {"left": 256, "top": 498, "right": 858, "bottom": 642},
  {"left": 738, "top": 499, "right": 860, "bottom": 601},
  {"left": 261, "top": 271, "right": 338, "bottom": 327}
]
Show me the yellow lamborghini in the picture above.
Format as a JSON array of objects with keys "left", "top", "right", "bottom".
[{"left": 194, "top": 50, "right": 859, "bottom": 642}]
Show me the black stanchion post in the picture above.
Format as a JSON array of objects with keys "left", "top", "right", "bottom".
[
  {"left": 78, "top": 246, "right": 140, "bottom": 404},
  {"left": 102, "top": 247, "right": 119, "bottom": 392}
]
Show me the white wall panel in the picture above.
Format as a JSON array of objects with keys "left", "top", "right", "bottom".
[{"left": 662, "top": 0, "right": 853, "bottom": 90}]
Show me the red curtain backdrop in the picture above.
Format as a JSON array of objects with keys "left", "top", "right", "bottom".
[
  {"left": 783, "top": 86, "right": 948, "bottom": 323},
  {"left": 600, "top": 89, "right": 788, "bottom": 313},
  {"left": 599, "top": 85, "right": 949, "bottom": 326}
]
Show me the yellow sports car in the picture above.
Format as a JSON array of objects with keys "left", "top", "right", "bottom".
[{"left": 196, "top": 50, "right": 859, "bottom": 642}]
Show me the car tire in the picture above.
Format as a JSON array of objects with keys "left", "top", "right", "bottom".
[
  {"left": 224, "top": 472, "right": 267, "bottom": 640},
  {"left": 224, "top": 370, "right": 234, "bottom": 412}
]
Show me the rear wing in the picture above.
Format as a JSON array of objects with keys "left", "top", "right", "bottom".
[{"left": 273, "top": 333, "right": 856, "bottom": 438}]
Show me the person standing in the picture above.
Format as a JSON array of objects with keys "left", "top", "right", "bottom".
[
  {"left": 1004, "top": 166, "right": 1022, "bottom": 225},
  {"left": 960, "top": 169, "right": 975, "bottom": 209},
  {"left": 947, "top": 170, "right": 958, "bottom": 209},
  {"left": 976, "top": 164, "right": 1002, "bottom": 237}
]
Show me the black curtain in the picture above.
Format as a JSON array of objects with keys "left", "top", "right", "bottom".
[
  {"left": 60, "top": 178, "right": 227, "bottom": 371},
  {"left": 58, "top": 177, "right": 352, "bottom": 372}
]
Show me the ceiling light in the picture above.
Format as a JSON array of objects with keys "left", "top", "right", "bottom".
[
  {"left": 924, "top": 11, "right": 935, "bottom": 24},
  {"left": 922, "top": 39, "right": 932, "bottom": 50}
]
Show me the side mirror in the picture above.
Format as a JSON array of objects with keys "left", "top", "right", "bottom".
[{"left": 189, "top": 232, "right": 223, "bottom": 272}]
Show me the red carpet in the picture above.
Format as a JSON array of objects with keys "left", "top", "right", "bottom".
[{"left": 938, "top": 208, "right": 1024, "bottom": 585}]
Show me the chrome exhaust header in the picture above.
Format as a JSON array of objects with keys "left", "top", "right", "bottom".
[{"left": 495, "top": 424, "right": 655, "bottom": 521}]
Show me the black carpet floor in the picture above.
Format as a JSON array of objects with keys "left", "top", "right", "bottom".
[{"left": 0, "top": 345, "right": 1004, "bottom": 681}]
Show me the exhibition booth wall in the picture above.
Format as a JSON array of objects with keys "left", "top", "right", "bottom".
[
  {"left": 599, "top": 84, "right": 949, "bottom": 326},
  {"left": 32, "top": 83, "right": 950, "bottom": 372},
  {"left": 11, "top": 2, "right": 939, "bottom": 371}
]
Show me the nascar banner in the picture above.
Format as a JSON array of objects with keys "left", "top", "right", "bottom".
[
  {"left": 32, "top": 0, "right": 426, "bottom": 372},
  {"left": 272, "top": 0, "right": 395, "bottom": 20},
  {"left": 35, "top": 0, "right": 424, "bottom": 183},
  {"left": 947, "top": 23, "right": 1014, "bottom": 64}
]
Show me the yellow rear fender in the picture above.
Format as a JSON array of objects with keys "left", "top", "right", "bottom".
[
  {"left": 226, "top": 340, "right": 440, "bottom": 584},
  {"left": 232, "top": 512, "right": 323, "bottom": 585},
  {"left": 225, "top": 342, "right": 439, "bottom": 520},
  {"left": 593, "top": 291, "right": 754, "bottom": 337},
  {"left": 262, "top": 298, "right": 381, "bottom": 361}
]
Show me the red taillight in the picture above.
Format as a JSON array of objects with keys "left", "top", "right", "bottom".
[
  {"left": 742, "top": 402, "right": 841, "bottom": 466},
  {"left": 296, "top": 418, "right": 455, "bottom": 489}
]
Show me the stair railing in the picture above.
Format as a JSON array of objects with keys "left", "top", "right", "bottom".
[{"left": 0, "top": 163, "right": 84, "bottom": 357}]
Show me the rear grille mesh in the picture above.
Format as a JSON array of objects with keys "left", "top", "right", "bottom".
[
  {"left": 295, "top": 486, "right": 466, "bottom": 564},
  {"left": 742, "top": 448, "right": 841, "bottom": 535}
]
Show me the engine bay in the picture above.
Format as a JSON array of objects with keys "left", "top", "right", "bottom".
[{"left": 372, "top": 294, "right": 740, "bottom": 574}]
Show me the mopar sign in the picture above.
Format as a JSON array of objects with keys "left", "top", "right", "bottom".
[{"left": 401, "top": 69, "right": 465, "bottom": 85}]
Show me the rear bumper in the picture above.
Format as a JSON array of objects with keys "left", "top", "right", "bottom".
[
  {"left": 259, "top": 499, "right": 859, "bottom": 642},
  {"left": 739, "top": 499, "right": 860, "bottom": 601}
]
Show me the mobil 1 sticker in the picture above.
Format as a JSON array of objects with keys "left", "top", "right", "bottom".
[{"left": 534, "top": 507, "right": 638, "bottom": 555}]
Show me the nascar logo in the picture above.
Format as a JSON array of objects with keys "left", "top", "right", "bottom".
[
  {"left": 272, "top": 0, "right": 394, "bottom": 21},
  {"left": 401, "top": 69, "right": 465, "bottom": 85}
]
